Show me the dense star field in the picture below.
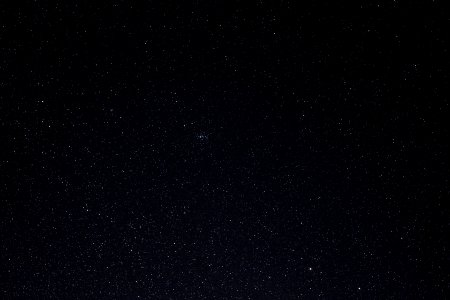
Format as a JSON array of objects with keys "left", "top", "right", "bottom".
[{"left": 1, "top": 1, "right": 449, "bottom": 299}]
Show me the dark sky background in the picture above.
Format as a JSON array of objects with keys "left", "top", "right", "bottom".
[{"left": 1, "top": 1, "right": 449, "bottom": 299}]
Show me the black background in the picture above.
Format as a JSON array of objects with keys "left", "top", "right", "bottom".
[{"left": 1, "top": 1, "right": 449, "bottom": 298}]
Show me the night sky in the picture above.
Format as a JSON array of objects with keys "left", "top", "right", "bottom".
[{"left": 1, "top": 1, "right": 449, "bottom": 299}]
